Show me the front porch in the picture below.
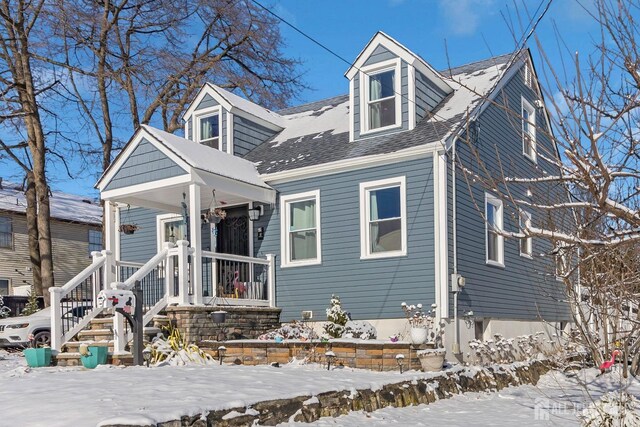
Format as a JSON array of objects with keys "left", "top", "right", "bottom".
[{"left": 50, "top": 125, "right": 279, "bottom": 353}]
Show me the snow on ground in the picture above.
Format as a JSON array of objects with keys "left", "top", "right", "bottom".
[
  {"left": 282, "top": 369, "right": 640, "bottom": 427},
  {"left": 2, "top": 349, "right": 638, "bottom": 427}
]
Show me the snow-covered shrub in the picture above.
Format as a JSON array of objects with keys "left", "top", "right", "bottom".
[
  {"left": 0, "top": 295, "right": 10, "bottom": 318},
  {"left": 258, "top": 321, "right": 318, "bottom": 340},
  {"left": 467, "top": 332, "right": 553, "bottom": 365},
  {"left": 580, "top": 391, "right": 640, "bottom": 427},
  {"left": 343, "top": 320, "right": 377, "bottom": 340},
  {"left": 324, "top": 295, "right": 349, "bottom": 338},
  {"left": 148, "top": 324, "right": 213, "bottom": 366}
]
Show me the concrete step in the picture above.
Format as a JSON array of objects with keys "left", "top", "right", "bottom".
[
  {"left": 54, "top": 351, "right": 134, "bottom": 367},
  {"left": 89, "top": 317, "right": 114, "bottom": 330},
  {"left": 78, "top": 328, "right": 113, "bottom": 341},
  {"left": 62, "top": 340, "right": 113, "bottom": 353}
]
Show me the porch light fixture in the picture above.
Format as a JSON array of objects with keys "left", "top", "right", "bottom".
[{"left": 248, "top": 205, "right": 263, "bottom": 221}]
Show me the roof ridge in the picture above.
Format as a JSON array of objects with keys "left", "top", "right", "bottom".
[{"left": 277, "top": 94, "right": 349, "bottom": 115}]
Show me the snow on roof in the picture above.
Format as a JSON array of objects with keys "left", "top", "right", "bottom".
[
  {"left": 244, "top": 53, "right": 512, "bottom": 175},
  {"left": 206, "top": 84, "right": 285, "bottom": 128},
  {"left": 270, "top": 97, "right": 350, "bottom": 146},
  {"left": 0, "top": 182, "right": 101, "bottom": 225},
  {"left": 142, "top": 125, "right": 273, "bottom": 190}
]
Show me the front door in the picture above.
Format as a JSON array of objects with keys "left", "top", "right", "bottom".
[{"left": 216, "top": 205, "right": 249, "bottom": 256}]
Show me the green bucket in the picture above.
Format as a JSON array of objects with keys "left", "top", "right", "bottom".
[
  {"left": 23, "top": 348, "right": 52, "bottom": 368},
  {"left": 80, "top": 346, "right": 109, "bottom": 369}
]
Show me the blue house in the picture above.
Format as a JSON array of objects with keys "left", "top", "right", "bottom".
[{"left": 52, "top": 33, "right": 568, "bottom": 356}]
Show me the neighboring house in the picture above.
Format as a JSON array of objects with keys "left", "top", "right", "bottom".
[
  {"left": 92, "top": 32, "right": 569, "bottom": 356},
  {"left": 0, "top": 180, "right": 102, "bottom": 296}
]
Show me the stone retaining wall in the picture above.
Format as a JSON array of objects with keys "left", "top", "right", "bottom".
[
  {"left": 199, "top": 340, "right": 431, "bottom": 371},
  {"left": 103, "top": 360, "right": 551, "bottom": 427},
  {"left": 165, "top": 306, "right": 281, "bottom": 342}
]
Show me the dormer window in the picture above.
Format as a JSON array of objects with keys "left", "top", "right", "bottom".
[
  {"left": 361, "top": 58, "right": 401, "bottom": 135},
  {"left": 196, "top": 109, "right": 220, "bottom": 149}
]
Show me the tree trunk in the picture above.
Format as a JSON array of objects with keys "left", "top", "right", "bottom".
[{"left": 25, "top": 172, "right": 41, "bottom": 296}]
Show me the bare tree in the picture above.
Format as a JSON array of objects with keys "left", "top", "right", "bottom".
[
  {"left": 455, "top": 0, "right": 640, "bottom": 376},
  {"left": 0, "top": 0, "right": 56, "bottom": 302}
]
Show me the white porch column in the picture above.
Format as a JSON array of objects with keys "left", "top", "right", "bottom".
[
  {"left": 189, "top": 183, "right": 203, "bottom": 305},
  {"left": 104, "top": 201, "right": 117, "bottom": 256},
  {"left": 266, "top": 253, "right": 276, "bottom": 308}
]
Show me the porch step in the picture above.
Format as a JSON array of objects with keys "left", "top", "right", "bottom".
[
  {"left": 77, "top": 326, "right": 163, "bottom": 342},
  {"left": 54, "top": 351, "right": 134, "bottom": 367},
  {"left": 90, "top": 317, "right": 115, "bottom": 330},
  {"left": 62, "top": 340, "right": 114, "bottom": 353}
]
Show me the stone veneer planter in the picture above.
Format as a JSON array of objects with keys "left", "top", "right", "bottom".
[
  {"left": 165, "top": 306, "right": 281, "bottom": 342},
  {"left": 199, "top": 340, "right": 439, "bottom": 371},
  {"left": 100, "top": 360, "right": 552, "bottom": 427}
]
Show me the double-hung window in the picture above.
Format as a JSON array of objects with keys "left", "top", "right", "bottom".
[
  {"left": 281, "top": 190, "right": 321, "bottom": 267},
  {"left": 485, "top": 193, "right": 504, "bottom": 266},
  {"left": 360, "top": 176, "right": 407, "bottom": 259},
  {"left": 196, "top": 109, "right": 220, "bottom": 149},
  {"left": 0, "top": 216, "right": 12, "bottom": 249},
  {"left": 361, "top": 59, "right": 401, "bottom": 134},
  {"left": 519, "top": 210, "right": 532, "bottom": 257},
  {"left": 88, "top": 229, "right": 102, "bottom": 256},
  {"left": 522, "top": 98, "right": 536, "bottom": 162}
]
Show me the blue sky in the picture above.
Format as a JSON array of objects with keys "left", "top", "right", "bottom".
[{"left": 3, "top": 0, "right": 599, "bottom": 198}]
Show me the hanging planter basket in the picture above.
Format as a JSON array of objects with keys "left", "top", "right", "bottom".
[
  {"left": 119, "top": 224, "right": 139, "bottom": 235},
  {"left": 207, "top": 208, "right": 227, "bottom": 224}
]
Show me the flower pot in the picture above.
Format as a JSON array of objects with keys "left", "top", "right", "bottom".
[
  {"left": 211, "top": 310, "right": 227, "bottom": 323},
  {"left": 80, "top": 346, "right": 108, "bottom": 369},
  {"left": 23, "top": 347, "right": 51, "bottom": 368},
  {"left": 417, "top": 348, "right": 446, "bottom": 372},
  {"left": 410, "top": 327, "right": 428, "bottom": 344},
  {"left": 119, "top": 224, "right": 138, "bottom": 235}
]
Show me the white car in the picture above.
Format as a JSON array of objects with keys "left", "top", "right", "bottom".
[{"left": 0, "top": 303, "right": 92, "bottom": 348}]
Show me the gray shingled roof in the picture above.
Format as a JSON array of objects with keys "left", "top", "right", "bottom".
[{"left": 244, "top": 53, "right": 513, "bottom": 175}]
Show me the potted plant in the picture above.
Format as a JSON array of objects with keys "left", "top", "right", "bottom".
[
  {"left": 401, "top": 302, "right": 446, "bottom": 371},
  {"left": 401, "top": 302, "right": 435, "bottom": 344},
  {"left": 79, "top": 343, "right": 108, "bottom": 369},
  {"left": 119, "top": 223, "right": 139, "bottom": 235},
  {"left": 23, "top": 334, "right": 51, "bottom": 368},
  {"left": 207, "top": 208, "right": 227, "bottom": 224}
]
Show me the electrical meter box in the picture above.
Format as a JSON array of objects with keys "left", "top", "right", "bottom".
[{"left": 97, "top": 289, "right": 135, "bottom": 313}]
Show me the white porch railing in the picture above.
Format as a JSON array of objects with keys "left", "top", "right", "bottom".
[
  {"left": 201, "top": 251, "right": 275, "bottom": 307},
  {"left": 51, "top": 240, "right": 276, "bottom": 353},
  {"left": 50, "top": 250, "right": 115, "bottom": 352}
]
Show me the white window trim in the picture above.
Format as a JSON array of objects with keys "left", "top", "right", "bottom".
[
  {"left": 194, "top": 106, "right": 222, "bottom": 148},
  {"left": 280, "top": 190, "right": 322, "bottom": 268},
  {"left": 485, "top": 193, "right": 504, "bottom": 267},
  {"left": 156, "top": 213, "right": 185, "bottom": 252},
  {"left": 359, "top": 58, "right": 402, "bottom": 136},
  {"left": 360, "top": 176, "right": 407, "bottom": 260},
  {"left": 519, "top": 210, "right": 533, "bottom": 258},
  {"left": 521, "top": 97, "right": 536, "bottom": 163}
]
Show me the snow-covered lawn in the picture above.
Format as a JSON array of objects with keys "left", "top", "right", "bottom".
[{"left": 1, "top": 350, "right": 638, "bottom": 427}]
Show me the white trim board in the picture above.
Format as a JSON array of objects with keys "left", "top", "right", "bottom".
[{"left": 280, "top": 189, "right": 322, "bottom": 268}]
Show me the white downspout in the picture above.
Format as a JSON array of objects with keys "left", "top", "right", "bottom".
[{"left": 452, "top": 138, "right": 461, "bottom": 355}]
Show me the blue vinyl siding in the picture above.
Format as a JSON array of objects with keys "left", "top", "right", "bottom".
[
  {"left": 451, "top": 65, "right": 569, "bottom": 321},
  {"left": 119, "top": 207, "right": 160, "bottom": 263},
  {"left": 415, "top": 71, "right": 448, "bottom": 121},
  {"left": 233, "top": 116, "right": 278, "bottom": 157},
  {"left": 256, "top": 157, "right": 436, "bottom": 321},
  {"left": 363, "top": 45, "right": 397, "bottom": 66},
  {"left": 104, "top": 139, "right": 186, "bottom": 191},
  {"left": 196, "top": 93, "right": 218, "bottom": 110}
]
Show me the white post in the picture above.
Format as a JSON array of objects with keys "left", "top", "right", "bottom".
[
  {"left": 102, "top": 249, "right": 115, "bottom": 291},
  {"left": 176, "top": 240, "right": 190, "bottom": 305},
  {"left": 164, "top": 243, "right": 176, "bottom": 303},
  {"left": 112, "top": 281, "right": 127, "bottom": 353},
  {"left": 91, "top": 251, "right": 103, "bottom": 307},
  {"left": 189, "top": 183, "right": 203, "bottom": 305},
  {"left": 49, "top": 287, "right": 63, "bottom": 353},
  {"left": 104, "top": 201, "right": 117, "bottom": 256},
  {"left": 266, "top": 253, "right": 276, "bottom": 308}
]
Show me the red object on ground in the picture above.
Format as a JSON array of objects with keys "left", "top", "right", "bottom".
[{"left": 599, "top": 350, "right": 621, "bottom": 373}]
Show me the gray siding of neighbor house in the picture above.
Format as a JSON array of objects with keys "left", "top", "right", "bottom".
[
  {"left": 451, "top": 65, "right": 570, "bottom": 322},
  {"left": 104, "top": 138, "right": 187, "bottom": 191},
  {"left": 415, "top": 71, "right": 448, "bottom": 121},
  {"left": 0, "top": 213, "right": 100, "bottom": 292},
  {"left": 233, "top": 116, "right": 278, "bottom": 157},
  {"left": 353, "top": 46, "right": 409, "bottom": 140},
  {"left": 119, "top": 207, "right": 161, "bottom": 264},
  {"left": 255, "top": 157, "right": 436, "bottom": 322}
]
